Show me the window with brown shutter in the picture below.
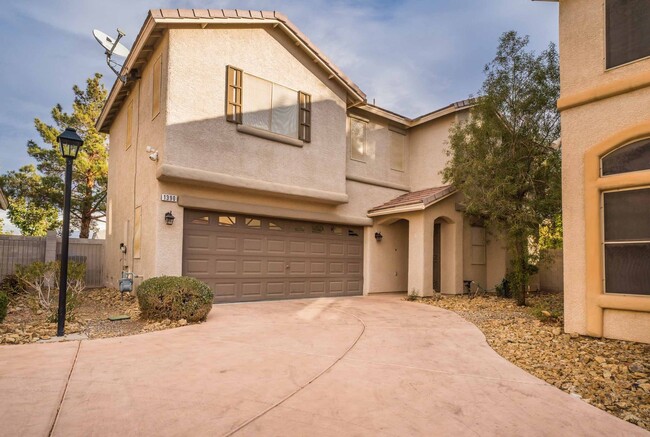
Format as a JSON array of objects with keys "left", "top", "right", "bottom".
[
  {"left": 226, "top": 65, "right": 243, "bottom": 123},
  {"left": 605, "top": 0, "right": 650, "bottom": 69},
  {"left": 299, "top": 91, "right": 311, "bottom": 142}
]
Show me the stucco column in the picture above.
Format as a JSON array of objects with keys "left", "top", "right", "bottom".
[{"left": 408, "top": 213, "right": 433, "bottom": 297}]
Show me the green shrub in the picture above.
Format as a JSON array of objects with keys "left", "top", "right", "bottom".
[
  {"left": 0, "top": 274, "right": 24, "bottom": 296},
  {"left": 137, "top": 276, "right": 213, "bottom": 322},
  {"left": 0, "top": 290, "right": 8, "bottom": 323},
  {"left": 15, "top": 261, "right": 85, "bottom": 321}
]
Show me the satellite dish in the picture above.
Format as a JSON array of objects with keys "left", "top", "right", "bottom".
[
  {"left": 92, "top": 28, "right": 130, "bottom": 84},
  {"left": 93, "top": 29, "right": 130, "bottom": 57}
]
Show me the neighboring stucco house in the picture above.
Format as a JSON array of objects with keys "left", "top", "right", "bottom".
[
  {"left": 547, "top": 0, "right": 650, "bottom": 343},
  {"left": 97, "top": 9, "right": 508, "bottom": 303}
]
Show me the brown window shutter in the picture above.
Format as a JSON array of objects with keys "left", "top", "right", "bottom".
[
  {"left": 299, "top": 91, "right": 311, "bottom": 142},
  {"left": 226, "top": 65, "right": 243, "bottom": 123}
]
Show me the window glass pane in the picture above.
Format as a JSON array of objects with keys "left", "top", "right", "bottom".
[
  {"left": 312, "top": 224, "right": 324, "bottom": 234},
  {"left": 390, "top": 131, "right": 405, "bottom": 171},
  {"left": 348, "top": 229, "right": 359, "bottom": 237},
  {"left": 242, "top": 74, "right": 272, "bottom": 131},
  {"left": 350, "top": 118, "right": 366, "bottom": 161},
  {"left": 294, "top": 225, "right": 305, "bottom": 232},
  {"left": 269, "top": 221, "right": 283, "bottom": 231},
  {"left": 603, "top": 188, "right": 650, "bottom": 241},
  {"left": 218, "top": 216, "right": 237, "bottom": 226},
  {"left": 602, "top": 138, "right": 650, "bottom": 175},
  {"left": 332, "top": 227, "right": 343, "bottom": 235},
  {"left": 245, "top": 218, "right": 261, "bottom": 229},
  {"left": 271, "top": 83, "right": 299, "bottom": 138},
  {"left": 605, "top": 243, "right": 650, "bottom": 295},
  {"left": 191, "top": 216, "right": 209, "bottom": 225},
  {"left": 606, "top": 0, "right": 650, "bottom": 68}
]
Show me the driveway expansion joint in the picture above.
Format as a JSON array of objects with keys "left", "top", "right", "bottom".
[
  {"left": 48, "top": 340, "right": 81, "bottom": 437},
  {"left": 222, "top": 306, "right": 367, "bottom": 437}
]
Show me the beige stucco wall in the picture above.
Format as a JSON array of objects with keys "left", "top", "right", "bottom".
[
  {"left": 105, "top": 33, "right": 169, "bottom": 287},
  {"left": 164, "top": 26, "right": 348, "bottom": 198},
  {"left": 559, "top": 0, "right": 650, "bottom": 343},
  {"left": 407, "top": 113, "right": 460, "bottom": 191},
  {"left": 364, "top": 219, "right": 409, "bottom": 293}
]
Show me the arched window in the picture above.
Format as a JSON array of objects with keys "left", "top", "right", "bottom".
[{"left": 600, "top": 138, "right": 650, "bottom": 295}]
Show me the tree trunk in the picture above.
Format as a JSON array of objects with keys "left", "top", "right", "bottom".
[
  {"left": 79, "top": 215, "right": 91, "bottom": 239},
  {"left": 516, "top": 237, "right": 528, "bottom": 306}
]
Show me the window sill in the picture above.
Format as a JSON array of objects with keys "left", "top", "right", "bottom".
[{"left": 236, "top": 124, "right": 304, "bottom": 147}]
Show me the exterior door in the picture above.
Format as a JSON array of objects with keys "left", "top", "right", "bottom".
[{"left": 433, "top": 223, "right": 441, "bottom": 292}]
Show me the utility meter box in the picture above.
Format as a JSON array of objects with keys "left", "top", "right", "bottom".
[{"left": 119, "top": 272, "right": 134, "bottom": 293}]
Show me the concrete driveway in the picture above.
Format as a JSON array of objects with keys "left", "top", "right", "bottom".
[{"left": 1, "top": 294, "right": 646, "bottom": 437}]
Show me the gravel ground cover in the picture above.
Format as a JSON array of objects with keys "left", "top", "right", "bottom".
[
  {"left": 0, "top": 288, "right": 193, "bottom": 344},
  {"left": 414, "top": 292, "right": 650, "bottom": 431}
]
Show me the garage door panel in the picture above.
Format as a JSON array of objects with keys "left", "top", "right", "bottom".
[
  {"left": 329, "top": 262, "right": 345, "bottom": 274},
  {"left": 267, "top": 260, "right": 286, "bottom": 274},
  {"left": 329, "top": 243, "right": 345, "bottom": 256},
  {"left": 348, "top": 244, "right": 362, "bottom": 257},
  {"left": 183, "top": 211, "right": 363, "bottom": 303},
  {"left": 241, "top": 282, "right": 262, "bottom": 297},
  {"left": 267, "top": 239, "right": 286, "bottom": 254},
  {"left": 267, "top": 281, "right": 286, "bottom": 296},
  {"left": 186, "top": 234, "right": 211, "bottom": 250},
  {"left": 310, "top": 261, "right": 327, "bottom": 275},
  {"left": 214, "top": 283, "right": 237, "bottom": 298},
  {"left": 310, "top": 242, "right": 327, "bottom": 256},
  {"left": 242, "top": 237, "right": 263, "bottom": 253},
  {"left": 185, "top": 259, "right": 210, "bottom": 275},
  {"left": 215, "top": 236, "right": 237, "bottom": 252}
]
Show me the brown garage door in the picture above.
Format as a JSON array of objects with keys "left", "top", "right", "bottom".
[{"left": 182, "top": 210, "right": 364, "bottom": 303}]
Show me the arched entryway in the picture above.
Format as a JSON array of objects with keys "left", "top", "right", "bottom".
[{"left": 433, "top": 216, "right": 458, "bottom": 294}]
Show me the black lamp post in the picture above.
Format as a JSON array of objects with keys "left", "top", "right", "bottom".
[{"left": 56, "top": 127, "right": 83, "bottom": 337}]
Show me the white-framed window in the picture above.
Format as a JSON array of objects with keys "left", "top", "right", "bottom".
[
  {"left": 605, "top": 0, "right": 650, "bottom": 69},
  {"left": 349, "top": 117, "right": 367, "bottom": 162}
]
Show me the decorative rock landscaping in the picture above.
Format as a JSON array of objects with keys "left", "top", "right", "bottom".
[{"left": 0, "top": 288, "right": 198, "bottom": 344}]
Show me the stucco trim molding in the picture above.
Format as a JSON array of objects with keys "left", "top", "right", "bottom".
[
  {"left": 236, "top": 124, "right": 304, "bottom": 147},
  {"left": 157, "top": 164, "right": 349, "bottom": 205},
  {"left": 558, "top": 71, "right": 650, "bottom": 112},
  {"left": 178, "top": 195, "right": 372, "bottom": 226},
  {"left": 584, "top": 121, "right": 650, "bottom": 337},
  {"left": 346, "top": 174, "right": 410, "bottom": 192}
]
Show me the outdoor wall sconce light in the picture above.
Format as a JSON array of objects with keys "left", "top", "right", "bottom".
[
  {"left": 165, "top": 211, "right": 175, "bottom": 225},
  {"left": 374, "top": 232, "right": 383, "bottom": 242}
]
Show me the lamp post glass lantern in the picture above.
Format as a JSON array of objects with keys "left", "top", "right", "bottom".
[{"left": 56, "top": 128, "right": 83, "bottom": 336}]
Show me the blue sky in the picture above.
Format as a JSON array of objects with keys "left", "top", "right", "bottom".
[{"left": 0, "top": 0, "right": 558, "bottom": 231}]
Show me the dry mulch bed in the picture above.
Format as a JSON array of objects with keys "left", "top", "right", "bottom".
[
  {"left": 0, "top": 288, "right": 193, "bottom": 344},
  {"left": 413, "top": 292, "right": 650, "bottom": 431}
]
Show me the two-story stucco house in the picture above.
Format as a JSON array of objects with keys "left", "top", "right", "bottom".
[
  {"left": 545, "top": 0, "right": 650, "bottom": 343},
  {"left": 97, "top": 9, "right": 508, "bottom": 303}
]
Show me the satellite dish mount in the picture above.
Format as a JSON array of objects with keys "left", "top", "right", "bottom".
[{"left": 93, "top": 28, "right": 131, "bottom": 84}]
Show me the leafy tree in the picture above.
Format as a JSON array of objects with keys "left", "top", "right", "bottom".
[
  {"left": 443, "top": 31, "right": 561, "bottom": 306},
  {"left": 0, "top": 74, "right": 108, "bottom": 238},
  {"left": 1, "top": 165, "right": 60, "bottom": 236}
]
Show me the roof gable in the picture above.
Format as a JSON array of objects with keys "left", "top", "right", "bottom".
[{"left": 97, "top": 9, "right": 367, "bottom": 133}]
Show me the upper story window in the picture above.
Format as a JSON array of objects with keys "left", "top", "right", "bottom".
[
  {"left": 349, "top": 117, "right": 367, "bottom": 162},
  {"left": 601, "top": 138, "right": 650, "bottom": 175},
  {"left": 605, "top": 0, "right": 650, "bottom": 69},
  {"left": 226, "top": 66, "right": 311, "bottom": 142},
  {"left": 390, "top": 130, "right": 406, "bottom": 171}
]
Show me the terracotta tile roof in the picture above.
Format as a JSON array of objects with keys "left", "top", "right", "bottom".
[{"left": 368, "top": 185, "right": 455, "bottom": 215}]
